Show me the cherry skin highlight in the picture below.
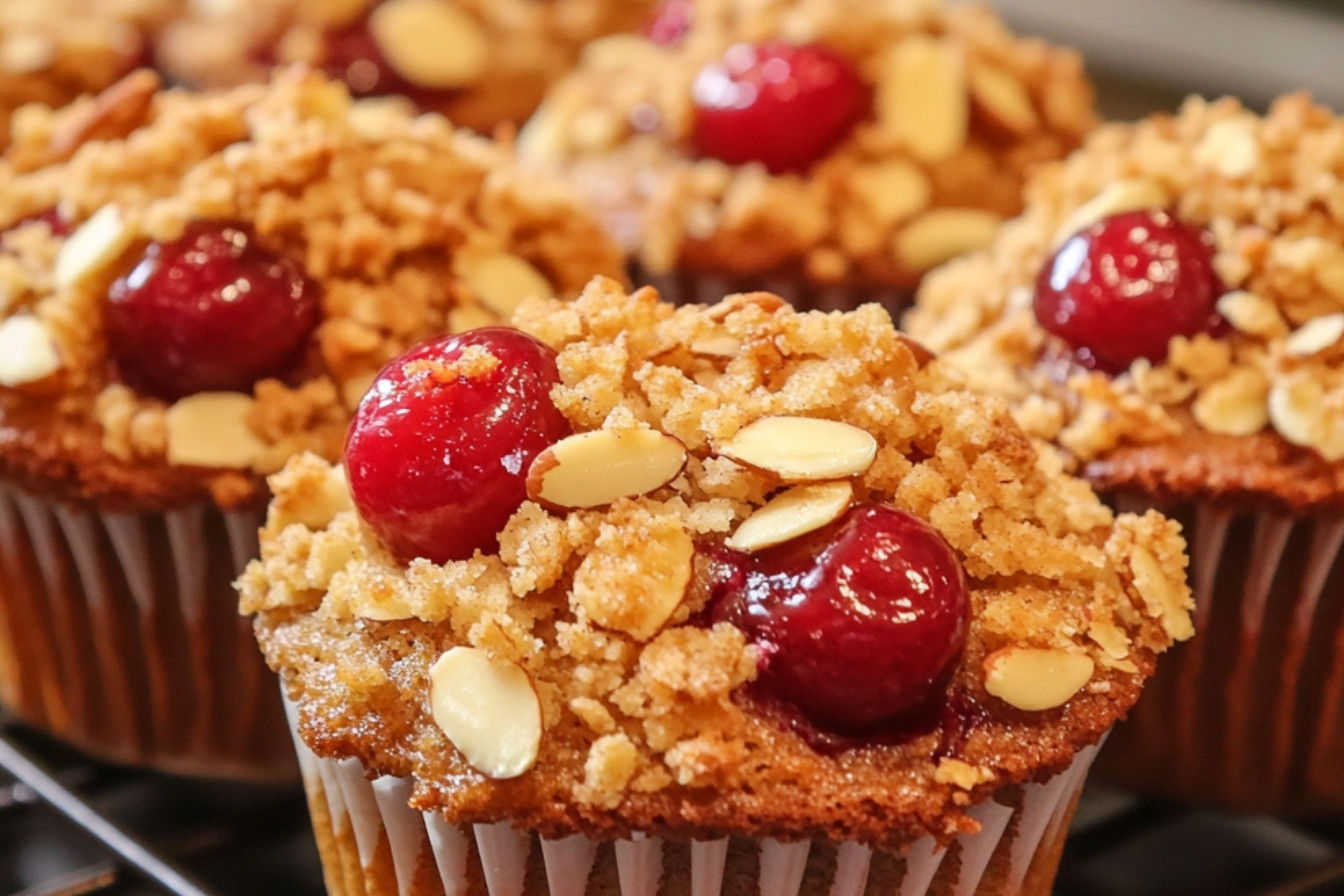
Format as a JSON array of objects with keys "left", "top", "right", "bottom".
[
  {"left": 691, "top": 41, "right": 867, "bottom": 174},
  {"left": 644, "top": 0, "right": 692, "bottom": 45},
  {"left": 711, "top": 503, "right": 970, "bottom": 737},
  {"left": 344, "top": 328, "right": 572, "bottom": 565},
  {"left": 1034, "top": 208, "right": 1224, "bottom": 371},
  {"left": 105, "top": 220, "right": 319, "bottom": 400}
]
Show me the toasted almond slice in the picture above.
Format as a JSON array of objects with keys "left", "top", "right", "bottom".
[
  {"left": 369, "top": 0, "right": 488, "bottom": 89},
  {"left": 705, "top": 292, "right": 787, "bottom": 322},
  {"left": 165, "top": 392, "right": 267, "bottom": 469},
  {"left": 1053, "top": 179, "right": 1168, "bottom": 246},
  {"left": 895, "top": 209, "right": 1001, "bottom": 272},
  {"left": 1215, "top": 290, "right": 1286, "bottom": 338},
  {"left": 968, "top": 62, "right": 1038, "bottom": 135},
  {"left": 726, "top": 481, "right": 853, "bottom": 552},
  {"left": 878, "top": 36, "right": 968, "bottom": 163},
  {"left": 850, "top": 160, "right": 931, "bottom": 227},
  {"left": 0, "top": 316, "right": 61, "bottom": 387},
  {"left": 983, "top": 647, "right": 1094, "bottom": 711},
  {"left": 429, "top": 647, "right": 541, "bottom": 779},
  {"left": 527, "top": 429, "right": 687, "bottom": 510},
  {"left": 50, "top": 70, "right": 160, "bottom": 160},
  {"left": 54, "top": 204, "right": 134, "bottom": 288},
  {"left": 690, "top": 332, "right": 741, "bottom": 358},
  {"left": 458, "top": 253, "right": 552, "bottom": 318},
  {"left": 716, "top": 417, "right": 876, "bottom": 481},
  {"left": 1285, "top": 313, "right": 1344, "bottom": 357}
]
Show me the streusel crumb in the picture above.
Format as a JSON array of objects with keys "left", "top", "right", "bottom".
[{"left": 241, "top": 278, "right": 1191, "bottom": 848}]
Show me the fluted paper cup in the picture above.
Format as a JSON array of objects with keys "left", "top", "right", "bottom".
[
  {"left": 629, "top": 263, "right": 914, "bottom": 317},
  {"left": 0, "top": 482, "right": 294, "bottom": 780},
  {"left": 285, "top": 697, "right": 1101, "bottom": 896},
  {"left": 1097, "top": 498, "right": 1344, "bottom": 814}
]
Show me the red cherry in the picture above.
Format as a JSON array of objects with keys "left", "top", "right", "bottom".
[
  {"left": 1034, "top": 209, "right": 1224, "bottom": 371},
  {"left": 317, "top": 19, "right": 446, "bottom": 107},
  {"left": 106, "top": 220, "right": 320, "bottom": 400},
  {"left": 644, "top": 0, "right": 692, "bottom": 45},
  {"left": 691, "top": 41, "right": 867, "bottom": 174},
  {"left": 344, "top": 328, "right": 572, "bottom": 564},
  {"left": 711, "top": 504, "right": 969, "bottom": 737}
]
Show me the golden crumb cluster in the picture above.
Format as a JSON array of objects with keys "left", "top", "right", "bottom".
[
  {"left": 907, "top": 94, "right": 1344, "bottom": 507},
  {"left": 0, "top": 68, "right": 623, "bottom": 510},
  {"left": 156, "top": 0, "right": 655, "bottom": 133},
  {"left": 241, "top": 279, "right": 1191, "bottom": 848},
  {"left": 520, "top": 0, "right": 1095, "bottom": 290}
]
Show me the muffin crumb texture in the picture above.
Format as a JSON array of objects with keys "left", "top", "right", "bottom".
[{"left": 242, "top": 279, "right": 1192, "bottom": 848}]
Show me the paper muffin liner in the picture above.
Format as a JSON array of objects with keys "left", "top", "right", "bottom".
[
  {"left": 629, "top": 263, "right": 914, "bottom": 318},
  {"left": 0, "top": 482, "right": 295, "bottom": 780},
  {"left": 1097, "top": 497, "right": 1344, "bottom": 814},
  {"left": 284, "top": 697, "right": 1101, "bottom": 896}
]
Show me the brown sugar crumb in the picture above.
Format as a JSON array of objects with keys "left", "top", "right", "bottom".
[
  {"left": 242, "top": 278, "right": 1191, "bottom": 849},
  {"left": 907, "top": 94, "right": 1344, "bottom": 508}
]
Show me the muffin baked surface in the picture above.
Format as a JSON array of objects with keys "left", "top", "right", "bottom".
[{"left": 241, "top": 279, "right": 1192, "bottom": 850}]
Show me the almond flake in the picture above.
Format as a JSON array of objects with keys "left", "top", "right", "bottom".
[
  {"left": 1269, "top": 375, "right": 1343, "bottom": 460},
  {"left": 1192, "top": 369, "right": 1269, "bottom": 438},
  {"left": 1129, "top": 545, "right": 1195, "bottom": 641},
  {"left": 458, "top": 253, "right": 552, "bottom": 318},
  {"left": 716, "top": 417, "right": 876, "bottom": 481},
  {"left": 690, "top": 332, "right": 741, "bottom": 357},
  {"left": 1054, "top": 179, "right": 1168, "bottom": 246},
  {"left": 54, "top": 204, "right": 134, "bottom": 288},
  {"left": 1215, "top": 290, "right": 1286, "bottom": 338},
  {"left": 1285, "top": 313, "right": 1344, "bottom": 357},
  {"left": 983, "top": 647, "right": 1094, "bottom": 711},
  {"left": 968, "top": 62, "right": 1039, "bottom": 135},
  {"left": 429, "top": 647, "right": 541, "bottom": 779},
  {"left": 850, "top": 161, "right": 931, "bottom": 227},
  {"left": 896, "top": 209, "right": 1001, "bottom": 272},
  {"left": 0, "top": 315, "right": 60, "bottom": 387},
  {"left": 878, "top": 35, "right": 967, "bottom": 163},
  {"left": 165, "top": 392, "right": 266, "bottom": 469},
  {"left": 527, "top": 429, "right": 687, "bottom": 510},
  {"left": 369, "top": 0, "right": 488, "bottom": 89},
  {"left": 726, "top": 481, "right": 853, "bottom": 552}
]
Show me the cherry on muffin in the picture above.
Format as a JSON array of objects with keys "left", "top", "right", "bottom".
[
  {"left": 691, "top": 41, "right": 868, "bottom": 174},
  {"left": 1034, "top": 209, "right": 1225, "bottom": 371},
  {"left": 105, "top": 220, "right": 320, "bottom": 400},
  {"left": 344, "top": 327, "right": 571, "bottom": 564}
]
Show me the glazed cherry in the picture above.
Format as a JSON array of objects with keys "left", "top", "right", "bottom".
[
  {"left": 320, "top": 21, "right": 418, "bottom": 99},
  {"left": 1034, "top": 209, "right": 1224, "bottom": 371},
  {"left": 644, "top": 0, "right": 692, "bottom": 45},
  {"left": 691, "top": 41, "right": 867, "bottom": 174},
  {"left": 711, "top": 503, "right": 969, "bottom": 737},
  {"left": 106, "top": 220, "right": 320, "bottom": 400},
  {"left": 344, "top": 328, "right": 572, "bottom": 565}
]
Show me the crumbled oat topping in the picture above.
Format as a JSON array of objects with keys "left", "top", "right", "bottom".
[
  {"left": 240, "top": 279, "right": 1191, "bottom": 834},
  {"left": 907, "top": 94, "right": 1344, "bottom": 474},
  {"left": 520, "top": 0, "right": 1095, "bottom": 288}
]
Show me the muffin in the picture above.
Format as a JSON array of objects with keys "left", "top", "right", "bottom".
[
  {"left": 0, "top": 68, "right": 623, "bottom": 778},
  {"left": 518, "top": 0, "right": 1095, "bottom": 312},
  {"left": 155, "top": 0, "right": 655, "bottom": 135},
  {"left": 906, "top": 93, "right": 1344, "bottom": 813},
  {"left": 239, "top": 277, "right": 1192, "bottom": 894},
  {"left": 0, "top": 0, "right": 174, "bottom": 146}
]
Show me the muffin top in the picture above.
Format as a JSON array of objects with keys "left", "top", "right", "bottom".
[
  {"left": 519, "top": 0, "right": 1095, "bottom": 291},
  {"left": 155, "top": 0, "right": 655, "bottom": 134},
  {"left": 906, "top": 93, "right": 1344, "bottom": 512},
  {"left": 240, "top": 277, "right": 1191, "bottom": 849},
  {"left": 0, "top": 69, "right": 623, "bottom": 512}
]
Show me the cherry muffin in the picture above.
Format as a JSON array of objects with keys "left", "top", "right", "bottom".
[
  {"left": 906, "top": 93, "right": 1344, "bottom": 813},
  {"left": 0, "top": 0, "right": 174, "bottom": 147},
  {"left": 239, "top": 277, "right": 1192, "bottom": 895},
  {"left": 0, "top": 69, "right": 623, "bottom": 778},
  {"left": 519, "top": 0, "right": 1095, "bottom": 312},
  {"left": 156, "top": 0, "right": 655, "bottom": 135}
]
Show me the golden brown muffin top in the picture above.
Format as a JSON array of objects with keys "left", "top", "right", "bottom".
[
  {"left": 519, "top": 0, "right": 1095, "bottom": 290},
  {"left": 240, "top": 278, "right": 1191, "bottom": 849},
  {"left": 906, "top": 93, "right": 1344, "bottom": 511},
  {"left": 0, "top": 69, "right": 623, "bottom": 511}
]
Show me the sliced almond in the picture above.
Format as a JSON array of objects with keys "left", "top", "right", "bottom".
[
  {"left": 165, "top": 392, "right": 267, "bottom": 469},
  {"left": 967, "top": 62, "right": 1038, "bottom": 136},
  {"left": 1192, "top": 369, "right": 1269, "bottom": 438},
  {"left": 705, "top": 292, "right": 787, "bottom": 322},
  {"left": 1285, "top": 313, "right": 1344, "bottom": 357},
  {"left": 716, "top": 417, "right": 876, "bottom": 481},
  {"left": 369, "top": 0, "right": 488, "bottom": 89},
  {"left": 895, "top": 209, "right": 1001, "bottom": 272},
  {"left": 878, "top": 36, "right": 968, "bottom": 163},
  {"left": 1129, "top": 545, "right": 1195, "bottom": 642},
  {"left": 983, "top": 647, "right": 1094, "bottom": 712},
  {"left": 1269, "top": 375, "right": 1343, "bottom": 461},
  {"left": 54, "top": 204, "right": 134, "bottom": 288},
  {"left": 689, "top": 332, "right": 741, "bottom": 358},
  {"left": 457, "top": 253, "right": 552, "bottom": 318},
  {"left": 1, "top": 32, "right": 54, "bottom": 74},
  {"left": 1053, "top": 179, "right": 1168, "bottom": 246},
  {"left": 49, "top": 70, "right": 160, "bottom": 160},
  {"left": 850, "top": 160, "right": 931, "bottom": 228},
  {"left": 429, "top": 647, "right": 541, "bottom": 779},
  {"left": 725, "top": 481, "right": 853, "bottom": 552},
  {"left": 1215, "top": 290, "right": 1287, "bottom": 338},
  {"left": 527, "top": 429, "right": 687, "bottom": 510},
  {"left": 447, "top": 303, "right": 500, "bottom": 333},
  {"left": 0, "top": 315, "right": 60, "bottom": 387}
]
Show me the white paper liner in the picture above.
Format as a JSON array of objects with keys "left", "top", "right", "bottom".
[
  {"left": 1101, "top": 498, "right": 1344, "bottom": 812},
  {"left": 628, "top": 263, "right": 912, "bottom": 316},
  {"left": 0, "top": 483, "right": 293, "bottom": 779},
  {"left": 284, "top": 693, "right": 1102, "bottom": 896}
]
